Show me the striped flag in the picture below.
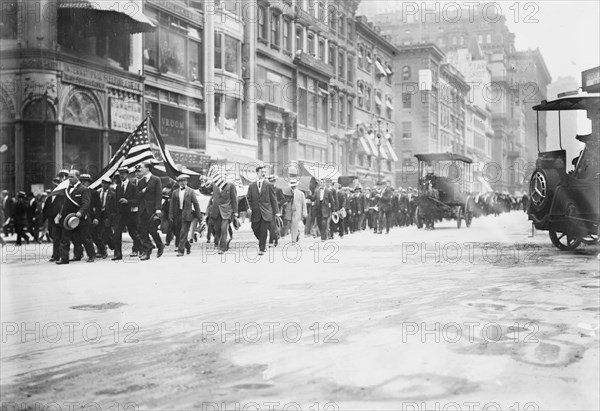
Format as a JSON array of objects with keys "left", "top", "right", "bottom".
[
  {"left": 89, "top": 116, "right": 182, "bottom": 189},
  {"left": 206, "top": 164, "right": 238, "bottom": 191}
]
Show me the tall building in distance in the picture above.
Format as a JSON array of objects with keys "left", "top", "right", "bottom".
[{"left": 367, "top": 2, "right": 552, "bottom": 194}]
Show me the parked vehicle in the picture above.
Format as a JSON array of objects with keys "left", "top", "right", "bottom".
[{"left": 528, "top": 91, "right": 600, "bottom": 250}]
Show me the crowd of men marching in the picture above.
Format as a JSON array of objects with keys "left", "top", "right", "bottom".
[{"left": 1, "top": 160, "right": 525, "bottom": 261}]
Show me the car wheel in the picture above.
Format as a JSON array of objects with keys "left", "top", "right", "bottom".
[
  {"left": 465, "top": 211, "right": 473, "bottom": 227},
  {"left": 529, "top": 169, "right": 560, "bottom": 214},
  {"left": 549, "top": 229, "right": 582, "bottom": 251},
  {"left": 456, "top": 206, "right": 462, "bottom": 229}
]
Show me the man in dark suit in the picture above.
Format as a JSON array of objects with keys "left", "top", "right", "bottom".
[
  {"left": 377, "top": 180, "right": 393, "bottom": 234},
  {"left": 98, "top": 177, "right": 116, "bottom": 252},
  {"left": 113, "top": 166, "right": 143, "bottom": 260},
  {"left": 56, "top": 170, "right": 96, "bottom": 264},
  {"left": 314, "top": 178, "right": 335, "bottom": 241},
  {"left": 80, "top": 174, "right": 108, "bottom": 259},
  {"left": 246, "top": 164, "right": 279, "bottom": 255},
  {"left": 336, "top": 185, "right": 348, "bottom": 238},
  {"left": 44, "top": 176, "right": 65, "bottom": 261},
  {"left": 208, "top": 173, "right": 238, "bottom": 254},
  {"left": 169, "top": 174, "right": 202, "bottom": 256},
  {"left": 135, "top": 161, "right": 164, "bottom": 260},
  {"left": 267, "top": 175, "right": 285, "bottom": 248}
]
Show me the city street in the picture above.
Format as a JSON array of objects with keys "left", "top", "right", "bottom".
[{"left": 1, "top": 211, "right": 598, "bottom": 410}]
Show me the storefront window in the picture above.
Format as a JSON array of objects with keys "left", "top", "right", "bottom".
[
  {"left": 308, "top": 79, "right": 317, "bottom": 128},
  {"left": 224, "top": 95, "right": 239, "bottom": 135},
  {"left": 189, "top": 112, "right": 206, "bottom": 150},
  {"left": 24, "top": 123, "right": 55, "bottom": 191},
  {"left": 63, "top": 127, "right": 101, "bottom": 176}
]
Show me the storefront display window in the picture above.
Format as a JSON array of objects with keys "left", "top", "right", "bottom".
[{"left": 63, "top": 127, "right": 101, "bottom": 176}]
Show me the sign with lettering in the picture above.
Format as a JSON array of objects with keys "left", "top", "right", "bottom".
[
  {"left": 582, "top": 66, "right": 600, "bottom": 93},
  {"left": 110, "top": 99, "right": 143, "bottom": 132},
  {"left": 152, "top": 148, "right": 210, "bottom": 168},
  {"left": 159, "top": 105, "right": 187, "bottom": 147},
  {"left": 61, "top": 63, "right": 143, "bottom": 92}
]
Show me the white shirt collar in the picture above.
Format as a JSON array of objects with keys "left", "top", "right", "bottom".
[{"left": 144, "top": 173, "right": 151, "bottom": 182}]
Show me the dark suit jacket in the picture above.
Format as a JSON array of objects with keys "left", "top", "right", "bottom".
[
  {"left": 89, "top": 189, "right": 102, "bottom": 221},
  {"left": 209, "top": 183, "right": 238, "bottom": 220},
  {"left": 60, "top": 183, "right": 91, "bottom": 223},
  {"left": 379, "top": 187, "right": 393, "bottom": 212},
  {"left": 247, "top": 180, "right": 279, "bottom": 222},
  {"left": 337, "top": 191, "right": 347, "bottom": 210},
  {"left": 43, "top": 194, "right": 64, "bottom": 220},
  {"left": 137, "top": 174, "right": 162, "bottom": 215},
  {"left": 116, "top": 179, "right": 139, "bottom": 216},
  {"left": 97, "top": 188, "right": 116, "bottom": 225},
  {"left": 314, "top": 187, "right": 335, "bottom": 218},
  {"left": 170, "top": 187, "right": 202, "bottom": 222}
]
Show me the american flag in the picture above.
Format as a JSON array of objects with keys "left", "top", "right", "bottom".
[
  {"left": 206, "top": 164, "right": 238, "bottom": 191},
  {"left": 90, "top": 118, "right": 156, "bottom": 189}
]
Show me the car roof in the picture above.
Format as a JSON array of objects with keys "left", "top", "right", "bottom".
[
  {"left": 414, "top": 152, "right": 473, "bottom": 164},
  {"left": 533, "top": 92, "right": 600, "bottom": 111}
]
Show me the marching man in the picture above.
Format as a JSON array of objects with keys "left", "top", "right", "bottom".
[{"left": 288, "top": 178, "right": 307, "bottom": 243}]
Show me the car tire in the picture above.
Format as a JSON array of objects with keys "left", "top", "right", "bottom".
[
  {"left": 549, "top": 229, "right": 581, "bottom": 251},
  {"left": 529, "top": 168, "right": 561, "bottom": 215}
]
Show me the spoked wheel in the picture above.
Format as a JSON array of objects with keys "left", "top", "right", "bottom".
[
  {"left": 465, "top": 211, "right": 473, "bottom": 227},
  {"left": 415, "top": 207, "right": 424, "bottom": 229},
  {"left": 549, "top": 230, "right": 582, "bottom": 251},
  {"left": 456, "top": 206, "right": 463, "bottom": 229}
]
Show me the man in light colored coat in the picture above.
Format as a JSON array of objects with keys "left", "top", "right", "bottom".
[{"left": 289, "top": 178, "right": 307, "bottom": 243}]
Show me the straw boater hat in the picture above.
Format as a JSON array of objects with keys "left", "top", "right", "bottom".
[
  {"left": 268, "top": 175, "right": 277, "bottom": 183},
  {"left": 289, "top": 178, "right": 299, "bottom": 188},
  {"left": 176, "top": 174, "right": 190, "bottom": 182},
  {"left": 101, "top": 176, "right": 112, "bottom": 184},
  {"left": 80, "top": 174, "right": 91, "bottom": 182},
  {"left": 118, "top": 166, "right": 129, "bottom": 173},
  {"left": 63, "top": 213, "right": 80, "bottom": 230}
]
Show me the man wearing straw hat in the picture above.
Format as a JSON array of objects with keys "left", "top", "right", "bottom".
[
  {"left": 288, "top": 178, "right": 307, "bottom": 243},
  {"left": 135, "top": 160, "right": 164, "bottom": 260},
  {"left": 56, "top": 170, "right": 96, "bottom": 264},
  {"left": 314, "top": 178, "right": 335, "bottom": 242},
  {"left": 170, "top": 174, "right": 202, "bottom": 256}
]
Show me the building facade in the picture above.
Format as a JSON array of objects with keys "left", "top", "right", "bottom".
[
  {"left": 353, "top": 16, "right": 398, "bottom": 186},
  {"left": 1, "top": 0, "right": 152, "bottom": 193}
]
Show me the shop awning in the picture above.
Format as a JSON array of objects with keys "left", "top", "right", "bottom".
[
  {"left": 358, "top": 136, "right": 372, "bottom": 156},
  {"left": 365, "top": 133, "right": 378, "bottom": 155},
  {"left": 386, "top": 98, "right": 394, "bottom": 110},
  {"left": 58, "top": 0, "right": 157, "bottom": 34},
  {"left": 374, "top": 94, "right": 383, "bottom": 106},
  {"left": 378, "top": 143, "right": 389, "bottom": 160},
  {"left": 386, "top": 65, "right": 393, "bottom": 75},
  {"left": 375, "top": 60, "right": 387, "bottom": 76},
  {"left": 385, "top": 139, "right": 399, "bottom": 162},
  {"left": 301, "top": 162, "right": 341, "bottom": 182}
]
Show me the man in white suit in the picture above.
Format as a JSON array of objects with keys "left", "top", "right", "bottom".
[{"left": 289, "top": 178, "right": 307, "bottom": 243}]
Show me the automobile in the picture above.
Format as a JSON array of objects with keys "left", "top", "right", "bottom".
[
  {"left": 528, "top": 91, "right": 600, "bottom": 250},
  {"left": 413, "top": 152, "right": 475, "bottom": 229}
]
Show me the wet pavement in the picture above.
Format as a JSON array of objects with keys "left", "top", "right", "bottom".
[{"left": 1, "top": 211, "right": 598, "bottom": 410}]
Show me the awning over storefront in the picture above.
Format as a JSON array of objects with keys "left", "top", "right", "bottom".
[
  {"left": 358, "top": 136, "right": 372, "bottom": 156},
  {"left": 375, "top": 94, "right": 383, "bottom": 106},
  {"left": 365, "top": 133, "right": 378, "bottom": 155},
  {"left": 58, "top": 0, "right": 157, "bottom": 34},
  {"left": 386, "top": 98, "right": 394, "bottom": 110},
  {"left": 385, "top": 139, "right": 399, "bottom": 162},
  {"left": 375, "top": 60, "right": 387, "bottom": 76},
  {"left": 301, "top": 162, "right": 341, "bottom": 182},
  {"left": 378, "top": 143, "right": 389, "bottom": 160}
]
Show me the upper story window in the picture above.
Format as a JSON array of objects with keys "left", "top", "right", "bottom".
[
  {"left": 486, "top": 33, "right": 492, "bottom": 44},
  {"left": 307, "top": 32, "right": 315, "bottom": 56},
  {"left": 347, "top": 20, "right": 353, "bottom": 41},
  {"left": 319, "top": 38, "right": 326, "bottom": 61},
  {"left": 347, "top": 55, "right": 353, "bottom": 82},
  {"left": 271, "top": 10, "right": 281, "bottom": 47},
  {"left": 358, "top": 45, "right": 364, "bottom": 69},
  {"left": 215, "top": 31, "right": 240, "bottom": 75},
  {"left": 365, "top": 50, "right": 372, "bottom": 73},
  {"left": 318, "top": 1, "right": 326, "bottom": 23},
  {"left": 338, "top": 14, "right": 345, "bottom": 36},
  {"left": 283, "top": 19, "right": 292, "bottom": 51},
  {"left": 328, "top": 43, "right": 336, "bottom": 67},
  {"left": 357, "top": 82, "right": 364, "bottom": 107},
  {"left": 1, "top": 1, "right": 17, "bottom": 40},
  {"left": 402, "top": 65, "right": 411, "bottom": 80},
  {"left": 142, "top": 10, "right": 203, "bottom": 80},
  {"left": 296, "top": 26, "right": 304, "bottom": 52},
  {"left": 338, "top": 50, "right": 345, "bottom": 79},
  {"left": 328, "top": 5, "right": 337, "bottom": 31},
  {"left": 258, "top": 5, "right": 268, "bottom": 40},
  {"left": 215, "top": 0, "right": 240, "bottom": 17}
]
